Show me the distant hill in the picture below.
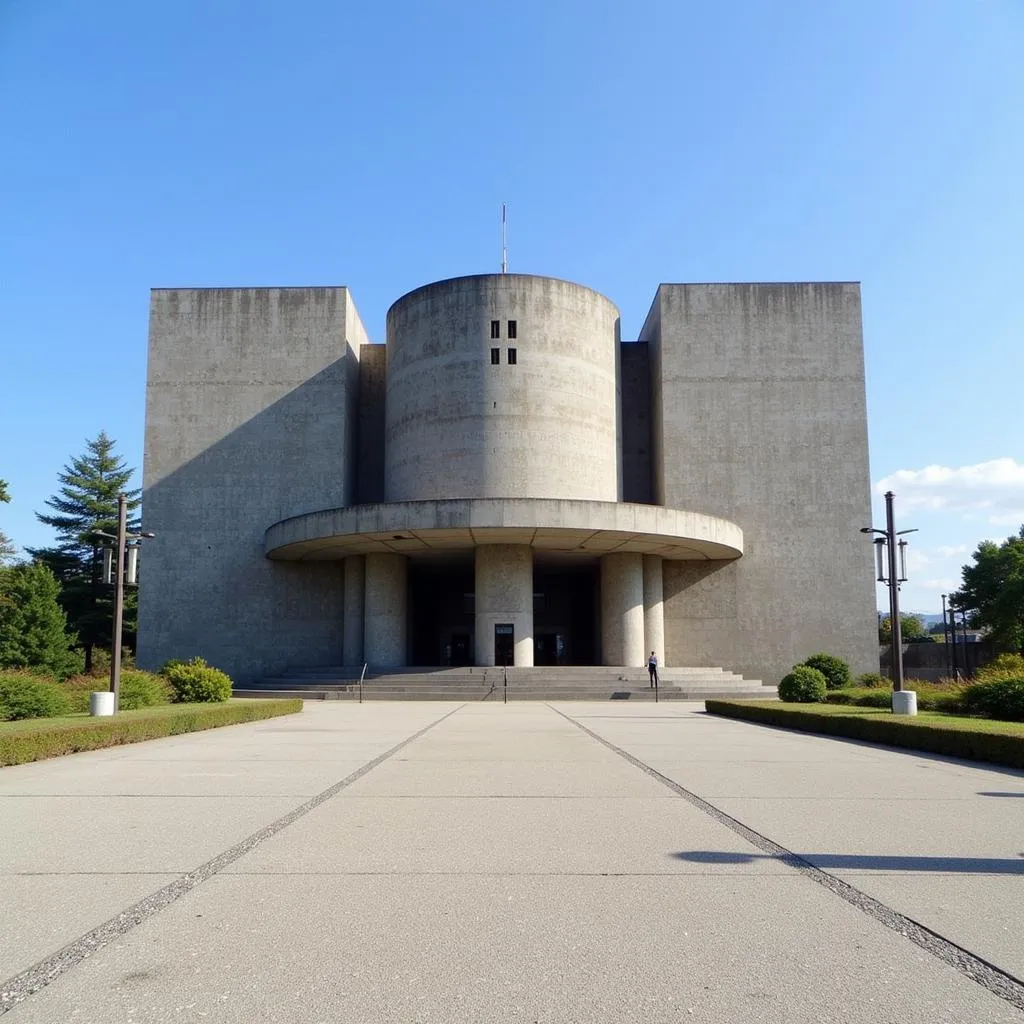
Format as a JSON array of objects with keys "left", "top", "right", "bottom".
[{"left": 877, "top": 612, "right": 945, "bottom": 627}]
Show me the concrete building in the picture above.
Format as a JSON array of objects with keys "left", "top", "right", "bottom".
[{"left": 139, "top": 274, "right": 878, "bottom": 685}]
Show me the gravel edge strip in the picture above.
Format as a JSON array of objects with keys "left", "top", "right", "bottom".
[
  {"left": 550, "top": 704, "right": 1024, "bottom": 1014},
  {"left": 0, "top": 704, "right": 465, "bottom": 1015}
]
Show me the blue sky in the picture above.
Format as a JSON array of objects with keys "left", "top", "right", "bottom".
[{"left": 1, "top": 0, "right": 1022, "bottom": 613}]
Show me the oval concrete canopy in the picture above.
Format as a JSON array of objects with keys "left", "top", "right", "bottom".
[{"left": 265, "top": 499, "right": 743, "bottom": 561}]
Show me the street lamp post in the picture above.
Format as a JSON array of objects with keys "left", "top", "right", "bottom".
[
  {"left": 861, "top": 490, "right": 917, "bottom": 713},
  {"left": 93, "top": 493, "right": 154, "bottom": 712}
]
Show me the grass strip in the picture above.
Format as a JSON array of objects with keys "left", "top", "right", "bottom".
[
  {"left": 0, "top": 699, "right": 302, "bottom": 766},
  {"left": 704, "top": 700, "right": 1024, "bottom": 770}
]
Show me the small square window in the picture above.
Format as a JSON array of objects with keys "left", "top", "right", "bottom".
[
  {"left": 507, "top": 348, "right": 517, "bottom": 365},
  {"left": 490, "top": 320, "right": 500, "bottom": 339},
  {"left": 507, "top": 320, "right": 517, "bottom": 339},
  {"left": 490, "top": 348, "right": 500, "bottom": 365}
]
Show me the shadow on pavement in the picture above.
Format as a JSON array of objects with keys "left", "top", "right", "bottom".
[{"left": 671, "top": 850, "right": 1024, "bottom": 873}]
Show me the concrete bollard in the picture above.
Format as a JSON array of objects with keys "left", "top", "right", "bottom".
[
  {"left": 892, "top": 690, "right": 918, "bottom": 716},
  {"left": 89, "top": 691, "right": 116, "bottom": 716}
]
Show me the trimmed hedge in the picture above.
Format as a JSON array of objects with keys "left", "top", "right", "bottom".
[
  {"left": 0, "top": 699, "right": 302, "bottom": 766},
  {"left": 826, "top": 684, "right": 966, "bottom": 713},
  {"left": 705, "top": 699, "right": 1024, "bottom": 770}
]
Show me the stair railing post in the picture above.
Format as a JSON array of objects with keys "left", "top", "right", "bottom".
[{"left": 359, "top": 662, "right": 367, "bottom": 704}]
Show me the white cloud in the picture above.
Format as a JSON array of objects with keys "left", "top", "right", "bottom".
[{"left": 875, "top": 457, "right": 1024, "bottom": 525}]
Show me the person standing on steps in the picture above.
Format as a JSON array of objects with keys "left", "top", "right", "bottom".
[{"left": 648, "top": 651, "right": 659, "bottom": 688}]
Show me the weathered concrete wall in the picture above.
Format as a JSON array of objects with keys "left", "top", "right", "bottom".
[
  {"left": 385, "top": 274, "right": 621, "bottom": 502},
  {"left": 641, "top": 283, "right": 877, "bottom": 683},
  {"left": 138, "top": 287, "right": 364, "bottom": 683},
  {"left": 619, "top": 341, "right": 653, "bottom": 504},
  {"left": 357, "top": 343, "right": 386, "bottom": 504}
]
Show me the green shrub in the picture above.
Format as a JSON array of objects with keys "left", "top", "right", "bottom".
[
  {"left": 0, "top": 700, "right": 302, "bottom": 765},
  {"left": 119, "top": 670, "right": 174, "bottom": 710},
  {"left": 59, "top": 674, "right": 100, "bottom": 713},
  {"left": 961, "top": 677, "right": 1024, "bottom": 722},
  {"left": 164, "top": 657, "right": 233, "bottom": 703},
  {"left": 974, "top": 654, "right": 1024, "bottom": 685},
  {"left": 778, "top": 665, "right": 827, "bottom": 703},
  {"left": 801, "top": 653, "right": 851, "bottom": 690},
  {"left": 856, "top": 672, "right": 888, "bottom": 688},
  {"left": 0, "top": 671, "right": 72, "bottom": 720}
]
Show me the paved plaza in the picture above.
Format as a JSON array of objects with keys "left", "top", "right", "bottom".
[{"left": 2, "top": 702, "right": 1023, "bottom": 1022}]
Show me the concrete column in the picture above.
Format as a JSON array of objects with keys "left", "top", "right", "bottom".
[
  {"left": 343, "top": 555, "right": 365, "bottom": 667},
  {"left": 364, "top": 553, "right": 407, "bottom": 667},
  {"left": 474, "top": 544, "right": 534, "bottom": 666},
  {"left": 601, "top": 552, "right": 644, "bottom": 666},
  {"left": 643, "top": 554, "right": 665, "bottom": 669}
]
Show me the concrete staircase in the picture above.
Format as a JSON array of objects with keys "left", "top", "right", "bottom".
[{"left": 234, "top": 665, "right": 777, "bottom": 702}]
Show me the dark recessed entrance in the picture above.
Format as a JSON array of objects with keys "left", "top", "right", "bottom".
[
  {"left": 494, "top": 624, "right": 514, "bottom": 666},
  {"left": 407, "top": 556, "right": 598, "bottom": 667}
]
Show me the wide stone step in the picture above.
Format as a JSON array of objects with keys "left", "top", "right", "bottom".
[
  {"left": 234, "top": 687, "right": 776, "bottom": 702},
  {"left": 235, "top": 675, "right": 777, "bottom": 701},
  {"left": 244, "top": 664, "right": 772, "bottom": 701}
]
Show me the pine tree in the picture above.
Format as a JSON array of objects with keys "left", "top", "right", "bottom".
[
  {"left": 0, "top": 561, "right": 78, "bottom": 677},
  {"left": 28, "top": 433, "right": 141, "bottom": 671},
  {"left": 0, "top": 479, "right": 14, "bottom": 565}
]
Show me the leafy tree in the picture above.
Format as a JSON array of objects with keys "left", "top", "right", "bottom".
[
  {"left": 953, "top": 527, "right": 1024, "bottom": 651},
  {"left": 28, "top": 433, "right": 140, "bottom": 671},
  {"left": 878, "top": 613, "right": 927, "bottom": 644},
  {"left": 0, "top": 479, "right": 14, "bottom": 566},
  {"left": 0, "top": 562, "right": 78, "bottom": 678}
]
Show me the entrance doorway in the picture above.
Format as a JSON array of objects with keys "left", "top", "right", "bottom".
[{"left": 494, "top": 624, "right": 514, "bottom": 666}]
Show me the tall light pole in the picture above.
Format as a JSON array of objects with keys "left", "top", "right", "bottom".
[
  {"left": 861, "top": 490, "right": 917, "bottom": 708},
  {"left": 93, "top": 493, "right": 154, "bottom": 711}
]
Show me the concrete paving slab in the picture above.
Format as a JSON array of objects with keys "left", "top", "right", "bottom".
[
  {"left": 706, "top": 798, "right": 1023, "bottom": 862},
  {"left": 0, "top": 874, "right": 177, "bottom": 979},
  {"left": 346, "top": 757, "right": 668, "bottom": 797},
  {"left": 3, "top": 702, "right": 1024, "bottom": 1022},
  {"left": 630, "top": 759, "right": 1022, "bottom": 800},
  {"left": 222, "top": 795, "right": 782, "bottom": 876},
  {"left": 6, "top": 874, "right": 1020, "bottom": 1024},
  {"left": 828, "top": 872, "right": 1024, "bottom": 981},
  {"left": 0, "top": 796, "right": 299, "bottom": 873},
  {"left": 0, "top": 760, "right": 372, "bottom": 798}
]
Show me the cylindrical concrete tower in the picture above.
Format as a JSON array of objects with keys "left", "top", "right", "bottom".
[{"left": 385, "top": 274, "right": 621, "bottom": 502}]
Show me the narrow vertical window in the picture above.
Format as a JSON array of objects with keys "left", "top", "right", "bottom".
[
  {"left": 507, "top": 348, "right": 517, "bottom": 365},
  {"left": 507, "top": 320, "right": 517, "bottom": 339},
  {"left": 490, "top": 348, "right": 500, "bottom": 365},
  {"left": 490, "top": 320, "right": 500, "bottom": 339}
]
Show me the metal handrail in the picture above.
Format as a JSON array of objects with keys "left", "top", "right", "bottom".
[
  {"left": 503, "top": 663, "right": 508, "bottom": 704},
  {"left": 358, "top": 662, "right": 367, "bottom": 704}
]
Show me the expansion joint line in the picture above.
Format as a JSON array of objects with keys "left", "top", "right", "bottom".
[
  {"left": 0, "top": 704, "right": 466, "bottom": 1016},
  {"left": 548, "top": 704, "right": 1024, "bottom": 1015}
]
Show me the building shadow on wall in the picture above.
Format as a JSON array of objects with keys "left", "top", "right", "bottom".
[{"left": 140, "top": 359, "right": 360, "bottom": 684}]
